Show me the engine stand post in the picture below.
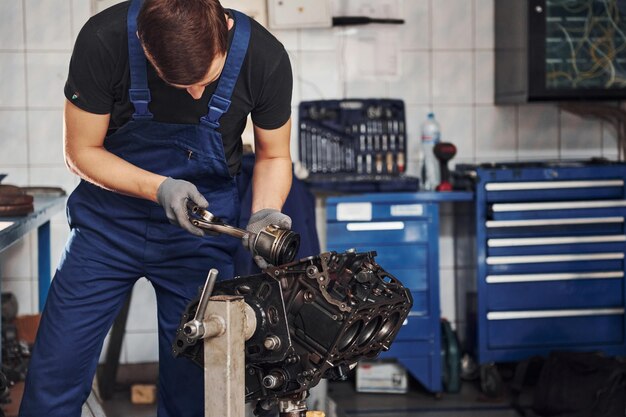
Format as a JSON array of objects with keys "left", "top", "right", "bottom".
[{"left": 203, "top": 295, "right": 249, "bottom": 417}]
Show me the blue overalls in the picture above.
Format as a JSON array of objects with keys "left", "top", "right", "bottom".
[{"left": 19, "top": 1, "right": 250, "bottom": 416}]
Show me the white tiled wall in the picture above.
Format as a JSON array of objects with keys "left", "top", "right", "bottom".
[
  {"left": 0, "top": 0, "right": 620, "bottom": 364},
  {"left": 0, "top": 0, "right": 88, "bottom": 355},
  {"left": 271, "top": 0, "right": 619, "bottom": 334}
]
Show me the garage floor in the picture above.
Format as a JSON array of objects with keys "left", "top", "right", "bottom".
[
  {"left": 328, "top": 380, "right": 518, "bottom": 417},
  {"left": 100, "top": 378, "right": 519, "bottom": 417},
  {"left": 101, "top": 389, "right": 156, "bottom": 417}
]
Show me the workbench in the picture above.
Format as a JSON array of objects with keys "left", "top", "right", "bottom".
[
  {"left": 0, "top": 196, "right": 66, "bottom": 311},
  {"left": 0, "top": 196, "right": 117, "bottom": 417}
]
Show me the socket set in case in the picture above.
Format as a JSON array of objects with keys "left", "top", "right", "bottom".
[{"left": 298, "top": 99, "right": 419, "bottom": 192}]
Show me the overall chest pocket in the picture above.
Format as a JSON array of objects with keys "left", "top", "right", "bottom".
[{"left": 104, "top": 124, "right": 232, "bottom": 181}]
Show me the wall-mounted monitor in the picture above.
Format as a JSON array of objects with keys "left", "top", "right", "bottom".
[{"left": 496, "top": 0, "right": 626, "bottom": 102}]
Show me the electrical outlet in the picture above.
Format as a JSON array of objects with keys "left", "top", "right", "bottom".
[{"left": 268, "top": 0, "right": 332, "bottom": 30}]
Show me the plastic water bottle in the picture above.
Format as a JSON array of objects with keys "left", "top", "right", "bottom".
[{"left": 420, "top": 112, "right": 441, "bottom": 191}]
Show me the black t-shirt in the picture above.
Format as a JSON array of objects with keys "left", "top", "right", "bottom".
[{"left": 64, "top": 1, "right": 292, "bottom": 176}]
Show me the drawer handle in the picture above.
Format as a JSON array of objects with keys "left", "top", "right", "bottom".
[
  {"left": 485, "top": 180, "right": 623, "bottom": 191},
  {"left": 492, "top": 200, "right": 626, "bottom": 212},
  {"left": 486, "top": 271, "right": 624, "bottom": 283},
  {"left": 487, "top": 308, "right": 625, "bottom": 321},
  {"left": 488, "top": 235, "right": 626, "bottom": 247},
  {"left": 486, "top": 252, "right": 624, "bottom": 265},
  {"left": 486, "top": 217, "right": 624, "bottom": 228},
  {"left": 346, "top": 222, "right": 405, "bottom": 232}
]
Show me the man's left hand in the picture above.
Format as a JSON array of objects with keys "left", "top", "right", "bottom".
[{"left": 242, "top": 209, "right": 292, "bottom": 269}]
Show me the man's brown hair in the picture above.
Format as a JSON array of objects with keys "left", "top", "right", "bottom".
[{"left": 137, "top": 0, "right": 228, "bottom": 86}]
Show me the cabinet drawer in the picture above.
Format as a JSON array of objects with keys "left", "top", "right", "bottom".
[
  {"left": 394, "top": 313, "right": 433, "bottom": 342},
  {"left": 486, "top": 253, "right": 624, "bottom": 275},
  {"left": 489, "top": 201, "right": 626, "bottom": 221},
  {"left": 409, "top": 290, "right": 429, "bottom": 317},
  {"left": 386, "top": 268, "right": 428, "bottom": 291},
  {"left": 327, "top": 221, "right": 429, "bottom": 244},
  {"left": 328, "top": 200, "right": 432, "bottom": 222},
  {"left": 486, "top": 217, "right": 625, "bottom": 238},
  {"left": 380, "top": 343, "right": 434, "bottom": 359},
  {"left": 486, "top": 277, "right": 624, "bottom": 310},
  {"left": 487, "top": 309, "right": 625, "bottom": 348},
  {"left": 487, "top": 237, "right": 626, "bottom": 257},
  {"left": 485, "top": 180, "right": 624, "bottom": 203}
]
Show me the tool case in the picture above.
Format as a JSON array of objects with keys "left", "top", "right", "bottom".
[{"left": 298, "top": 99, "right": 419, "bottom": 192}]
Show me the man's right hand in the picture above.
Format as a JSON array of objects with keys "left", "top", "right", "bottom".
[{"left": 157, "top": 177, "right": 208, "bottom": 237}]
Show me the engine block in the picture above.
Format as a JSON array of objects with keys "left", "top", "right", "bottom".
[{"left": 173, "top": 249, "right": 412, "bottom": 407}]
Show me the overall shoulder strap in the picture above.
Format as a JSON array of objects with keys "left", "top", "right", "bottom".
[
  {"left": 201, "top": 10, "right": 251, "bottom": 128},
  {"left": 127, "top": 0, "right": 153, "bottom": 120}
]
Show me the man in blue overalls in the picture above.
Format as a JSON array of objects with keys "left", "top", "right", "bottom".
[{"left": 19, "top": 0, "right": 293, "bottom": 416}]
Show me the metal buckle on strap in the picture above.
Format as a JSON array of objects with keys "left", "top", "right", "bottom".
[
  {"left": 129, "top": 88, "right": 153, "bottom": 120},
  {"left": 129, "top": 88, "right": 152, "bottom": 104},
  {"left": 200, "top": 116, "right": 220, "bottom": 129},
  {"left": 209, "top": 94, "right": 231, "bottom": 113},
  {"left": 201, "top": 94, "right": 231, "bottom": 128}
]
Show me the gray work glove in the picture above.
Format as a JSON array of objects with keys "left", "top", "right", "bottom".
[
  {"left": 242, "top": 208, "right": 292, "bottom": 269},
  {"left": 157, "top": 177, "right": 208, "bottom": 237}
]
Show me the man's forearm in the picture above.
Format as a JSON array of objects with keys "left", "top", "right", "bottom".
[
  {"left": 251, "top": 156, "right": 292, "bottom": 213},
  {"left": 66, "top": 144, "right": 166, "bottom": 202},
  {"left": 64, "top": 99, "right": 166, "bottom": 203}
]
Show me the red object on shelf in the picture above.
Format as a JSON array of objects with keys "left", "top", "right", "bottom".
[
  {"left": 434, "top": 142, "right": 457, "bottom": 192},
  {"left": 436, "top": 182, "right": 453, "bottom": 192}
]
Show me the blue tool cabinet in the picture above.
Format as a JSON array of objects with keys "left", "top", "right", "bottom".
[
  {"left": 326, "top": 193, "right": 443, "bottom": 393},
  {"left": 456, "top": 163, "right": 626, "bottom": 365}
]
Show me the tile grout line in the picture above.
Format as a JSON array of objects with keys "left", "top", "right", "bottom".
[
  {"left": 21, "top": 0, "right": 31, "bottom": 185},
  {"left": 19, "top": 0, "right": 38, "bottom": 312},
  {"left": 428, "top": 0, "right": 433, "bottom": 110},
  {"left": 472, "top": 0, "right": 477, "bottom": 163},
  {"left": 68, "top": 0, "right": 75, "bottom": 46}
]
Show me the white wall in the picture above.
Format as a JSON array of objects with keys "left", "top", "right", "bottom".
[
  {"left": 0, "top": 0, "right": 618, "bottom": 363},
  {"left": 0, "top": 0, "right": 88, "bottom": 315}
]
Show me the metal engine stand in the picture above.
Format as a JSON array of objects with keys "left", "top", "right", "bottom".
[{"left": 183, "top": 269, "right": 323, "bottom": 417}]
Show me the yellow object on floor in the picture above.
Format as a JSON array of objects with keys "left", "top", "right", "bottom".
[
  {"left": 131, "top": 384, "right": 157, "bottom": 405},
  {"left": 306, "top": 412, "right": 325, "bottom": 417}
]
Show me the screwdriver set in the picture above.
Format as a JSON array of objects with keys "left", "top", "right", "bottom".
[{"left": 298, "top": 99, "right": 418, "bottom": 191}]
